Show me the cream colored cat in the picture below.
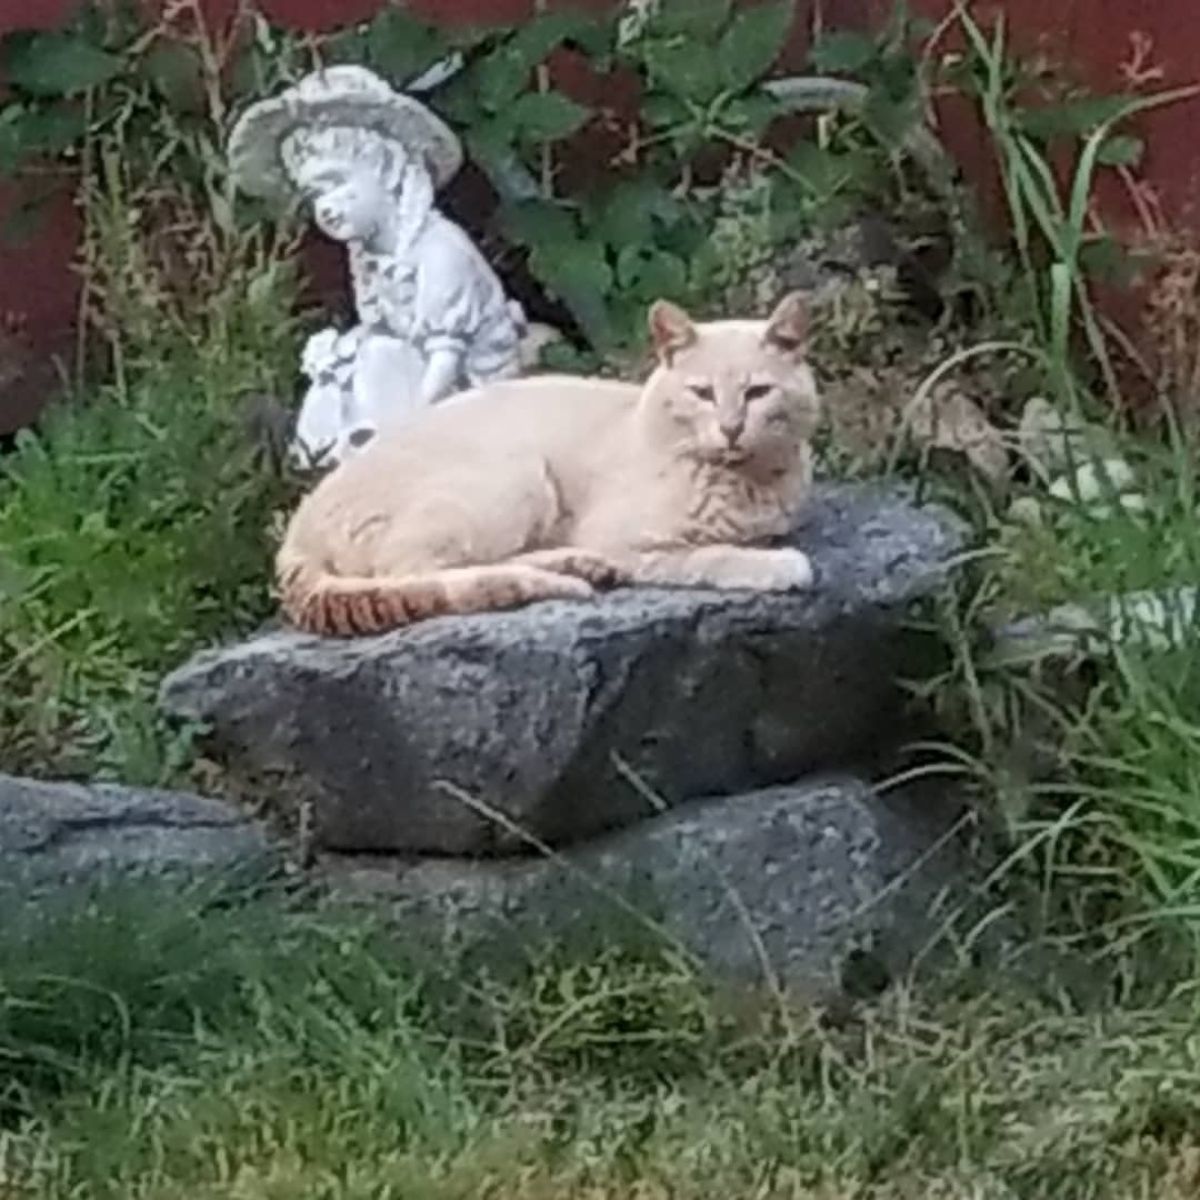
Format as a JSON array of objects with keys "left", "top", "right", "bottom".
[{"left": 277, "top": 293, "right": 820, "bottom": 637}]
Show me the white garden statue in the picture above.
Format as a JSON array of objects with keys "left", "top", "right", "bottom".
[{"left": 228, "top": 65, "right": 527, "bottom": 468}]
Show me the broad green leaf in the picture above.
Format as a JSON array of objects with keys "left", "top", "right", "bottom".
[
  {"left": 141, "top": 41, "right": 205, "bottom": 113},
  {"left": 500, "top": 198, "right": 577, "bottom": 249},
  {"left": 463, "top": 118, "right": 520, "bottom": 175},
  {"left": 474, "top": 45, "right": 532, "bottom": 112},
  {"left": 641, "top": 92, "right": 691, "bottom": 130},
  {"left": 617, "top": 245, "right": 688, "bottom": 298},
  {"left": 1096, "top": 134, "right": 1144, "bottom": 167},
  {"left": 2, "top": 32, "right": 124, "bottom": 97},
  {"left": 511, "top": 91, "right": 591, "bottom": 142},
  {"left": 615, "top": 243, "right": 647, "bottom": 288},
  {"left": 14, "top": 104, "right": 87, "bottom": 157},
  {"left": 320, "top": 27, "right": 369, "bottom": 67},
  {"left": 864, "top": 88, "right": 919, "bottom": 149},
  {"left": 1079, "top": 235, "right": 1137, "bottom": 286},
  {"left": 650, "top": 39, "right": 723, "bottom": 104},
  {"left": 531, "top": 237, "right": 616, "bottom": 348},
  {"left": 593, "top": 180, "right": 665, "bottom": 246},
  {"left": 367, "top": 8, "right": 445, "bottom": 87},
  {"left": 787, "top": 140, "right": 858, "bottom": 195},
  {"left": 509, "top": 10, "right": 609, "bottom": 66},
  {"left": 718, "top": 92, "right": 781, "bottom": 135},
  {"left": 653, "top": 0, "right": 733, "bottom": 38},
  {"left": 1016, "top": 94, "right": 1138, "bottom": 141},
  {"left": 0, "top": 102, "right": 86, "bottom": 174},
  {"left": 809, "top": 29, "right": 876, "bottom": 73},
  {"left": 533, "top": 236, "right": 613, "bottom": 297},
  {"left": 719, "top": 0, "right": 795, "bottom": 92},
  {"left": 656, "top": 207, "right": 708, "bottom": 257}
]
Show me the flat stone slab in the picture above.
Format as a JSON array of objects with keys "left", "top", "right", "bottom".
[
  {"left": 326, "top": 776, "right": 966, "bottom": 997},
  {"left": 0, "top": 773, "right": 280, "bottom": 899},
  {"left": 159, "top": 483, "right": 965, "bottom": 855}
]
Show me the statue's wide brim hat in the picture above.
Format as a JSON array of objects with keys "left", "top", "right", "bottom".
[{"left": 228, "top": 64, "right": 463, "bottom": 200}]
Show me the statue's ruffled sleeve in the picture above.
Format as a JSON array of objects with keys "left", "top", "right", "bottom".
[{"left": 411, "top": 226, "right": 494, "bottom": 360}]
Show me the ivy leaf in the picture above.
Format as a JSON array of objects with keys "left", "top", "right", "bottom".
[
  {"left": 321, "top": 27, "right": 369, "bottom": 67},
  {"left": 719, "top": 92, "right": 782, "bottom": 135},
  {"left": 509, "top": 9, "right": 607, "bottom": 65},
  {"left": 141, "top": 41, "right": 205, "bottom": 114},
  {"left": 650, "top": 39, "right": 722, "bottom": 104},
  {"left": 616, "top": 245, "right": 688, "bottom": 298},
  {"left": 1096, "top": 134, "right": 1144, "bottom": 167},
  {"left": 474, "top": 45, "right": 533, "bottom": 112},
  {"left": 719, "top": 0, "right": 795, "bottom": 93},
  {"left": 511, "top": 91, "right": 591, "bottom": 142},
  {"left": 864, "top": 88, "right": 919, "bottom": 149},
  {"left": 641, "top": 92, "right": 691, "bottom": 130},
  {"left": 1016, "top": 94, "right": 1138, "bottom": 141},
  {"left": 592, "top": 180, "right": 665, "bottom": 245},
  {"left": 500, "top": 198, "right": 577, "bottom": 248},
  {"left": 809, "top": 30, "right": 876, "bottom": 74},
  {"left": 654, "top": 0, "right": 733, "bottom": 38},
  {"left": 787, "top": 141, "right": 856, "bottom": 196},
  {"left": 367, "top": 7, "right": 446, "bottom": 87},
  {"left": 532, "top": 236, "right": 613, "bottom": 298},
  {"left": 1080, "top": 235, "right": 1137, "bottom": 286},
  {"left": 463, "top": 118, "right": 520, "bottom": 179},
  {"left": 14, "top": 104, "right": 87, "bottom": 158},
  {"left": 2, "top": 32, "right": 123, "bottom": 97},
  {"left": 531, "top": 237, "right": 616, "bottom": 348},
  {"left": 656, "top": 207, "right": 708, "bottom": 258}
]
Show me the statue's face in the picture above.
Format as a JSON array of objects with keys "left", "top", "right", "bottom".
[{"left": 291, "top": 156, "right": 388, "bottom": 243}]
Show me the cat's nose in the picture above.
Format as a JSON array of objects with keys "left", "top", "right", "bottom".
[{"left": 719, "top": 417, "right": 745, "bottom": 445}]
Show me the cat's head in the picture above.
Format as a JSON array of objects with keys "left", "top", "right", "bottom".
[{"left": 642, "top": 293, "right": 820, "bottom": 468}]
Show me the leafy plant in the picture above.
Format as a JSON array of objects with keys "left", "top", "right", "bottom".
[
  {"left": 0, "top": 4, "right": 305, "bottom": 781},
  {"left": 0, "top": 1, "right": 950, "bottom": 359},
  {"left": 945, "top": 5, "right": 1199, "bottom": 411}
]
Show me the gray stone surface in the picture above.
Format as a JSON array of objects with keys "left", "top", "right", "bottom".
[
  {"left": 326, "top": 776, "right": 967, "bottom": 997},
  {"left": 159, "top": 483, "right": 966, "bottom": 855},
  {"left": 0, "top": 773, "right": 280, "bottom": 898}
]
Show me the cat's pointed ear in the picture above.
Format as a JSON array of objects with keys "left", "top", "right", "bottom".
[
  {"left": 648, "top": 299, "right": 697, "bottom": 363},
  {"left": 762, "top": 291, "right": 810, "bottom": 359}
]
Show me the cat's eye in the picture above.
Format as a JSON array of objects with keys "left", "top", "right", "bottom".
[
  {"left": 689, "top": 384, "right": 716, "bottom": 403},
  {"left": 743, "top": 383, "right": 774, "bottom": 402}
]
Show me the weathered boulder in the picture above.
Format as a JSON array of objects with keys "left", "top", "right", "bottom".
[
  {"left": 325, "top": 776, "right": 967, "bottom": 997},
  {"left": 160, "top": 483, "right": 965, "bottom": 855},
  {"left": 0, "top": 774, "right": 280, "bottom": 898}
]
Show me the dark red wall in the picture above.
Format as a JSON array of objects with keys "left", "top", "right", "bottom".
[{"left": 1, "top": 0, "right": 1198, "bottom": 430}]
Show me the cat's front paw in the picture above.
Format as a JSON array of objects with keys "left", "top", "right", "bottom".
[{"left": 737, "top": 547, "right": 815, "bottom": 592}]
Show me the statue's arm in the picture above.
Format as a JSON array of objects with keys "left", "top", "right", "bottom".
[
  {"left": 417, "top": 346, "right": 462, "bottom": 405},
  {"left": 411, "top": 236, "right": 485, "bottom": 402}
]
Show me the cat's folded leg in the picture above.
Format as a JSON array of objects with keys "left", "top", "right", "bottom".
[
  {"left": 628, "top": 545, "right": 814, "bottom": 592},
  {"left": 508, "top": 547, "right": 631, "bottom": 589}
]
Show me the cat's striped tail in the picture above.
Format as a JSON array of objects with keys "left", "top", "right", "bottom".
[{"left": 275, "top": 553, "right": 592, "bottom": 638}]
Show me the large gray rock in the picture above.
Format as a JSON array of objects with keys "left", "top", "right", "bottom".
[
  {"left": 326, "top": 776, "right": 967, "bottom": 997},
  {"left": 0, "top": 774, "right": 280, "bottom": 898},
  {"left": 160, "top": 483, "right": 965, "bottom": 855}
]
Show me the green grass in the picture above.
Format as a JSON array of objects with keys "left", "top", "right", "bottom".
[
  {"left": 918, "top": 422, "right": 1200, "bottom": 941},
  {"left": 2, "top": 882, "right": 1200, "bottom": 1200},
  {"left": 0, "top": 250, "right": 301, "bottom": 785}
]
